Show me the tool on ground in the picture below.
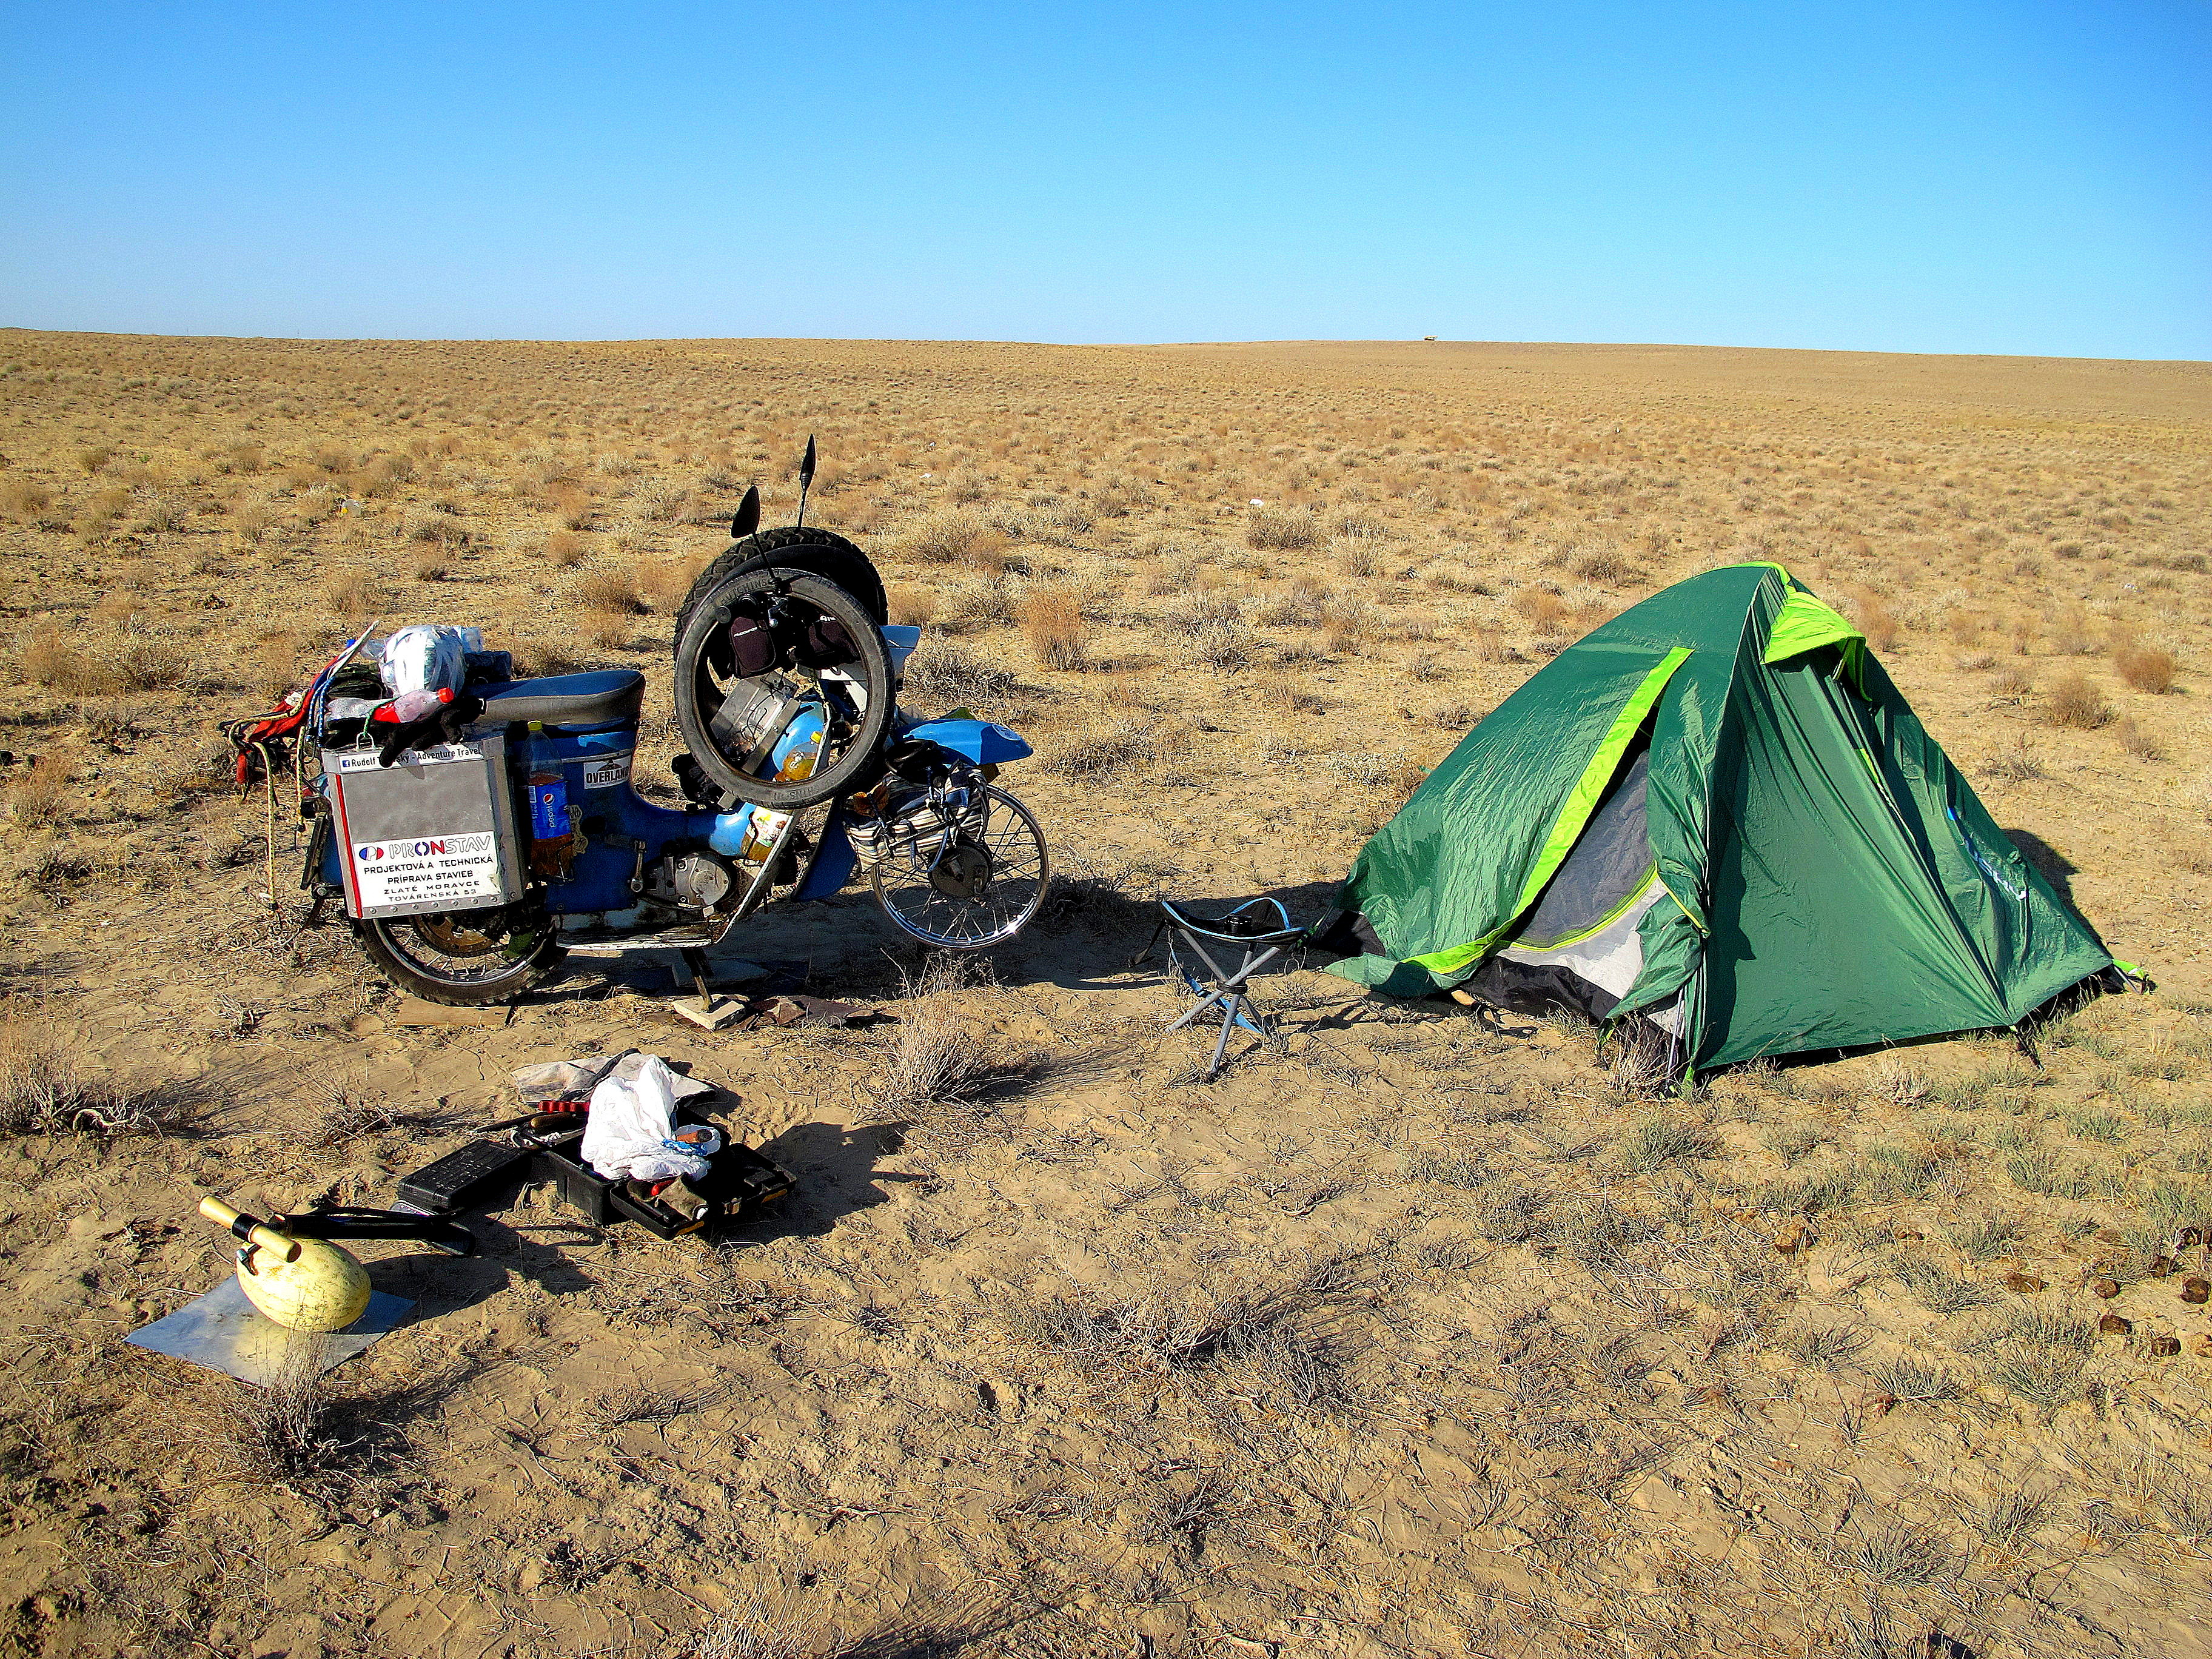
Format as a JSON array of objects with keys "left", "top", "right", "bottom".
[{"left": 1136, "top": 897, "right": 1313, "bottom": 1079}]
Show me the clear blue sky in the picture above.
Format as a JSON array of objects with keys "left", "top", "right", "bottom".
[{"left": 3, "top": 1, "right": 2206, "bottom": 358}]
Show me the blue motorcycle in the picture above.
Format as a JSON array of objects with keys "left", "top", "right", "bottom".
[{"left": 275, "top": 472, "right": 1050, "bottom": 1007}]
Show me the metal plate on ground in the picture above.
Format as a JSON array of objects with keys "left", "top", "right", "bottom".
[{"left": 126, "top": 1277, "right": 414, "bottom": 1389}]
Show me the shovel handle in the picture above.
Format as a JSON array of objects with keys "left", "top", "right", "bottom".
[{"left": 198, "top": 1196, "right": 301, "bottom": 1262}]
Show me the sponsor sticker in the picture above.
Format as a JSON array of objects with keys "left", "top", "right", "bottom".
[
  {"left": 580, "top": 752, "right": 632, "bottom": 790},
  {"left": 347, "top": 831, "right": 501, "bottom": 909},
  {"left": 335, "top": 743, "right": 478, "bottom": 773}
]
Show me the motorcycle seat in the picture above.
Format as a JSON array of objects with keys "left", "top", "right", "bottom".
[{"left": 474, "top": 669, "right": 645, "bottom": 727}]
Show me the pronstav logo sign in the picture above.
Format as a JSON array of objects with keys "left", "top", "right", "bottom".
[{"left": 348, "top": 832, "right": 501, "bottom": 908}]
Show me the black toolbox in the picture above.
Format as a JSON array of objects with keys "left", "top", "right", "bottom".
[{"left": 531, "top": 1140, "right": 795, "bottom": 1239}]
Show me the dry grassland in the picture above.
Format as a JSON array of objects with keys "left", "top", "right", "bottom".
[{"left": 0, "top": 329, "right": 2210, "bottom": 1658}]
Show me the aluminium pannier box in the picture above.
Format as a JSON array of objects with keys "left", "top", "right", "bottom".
[{"left": 324, "top": 736, "right": 526, "bottom": 920}]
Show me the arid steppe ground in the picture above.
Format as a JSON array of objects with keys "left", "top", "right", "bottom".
[{"left": 1, "top": 331, "right": 2210, "bottom": 1657}]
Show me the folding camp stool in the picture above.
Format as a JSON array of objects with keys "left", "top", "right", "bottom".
[{"left": 1137, "top": 897, "right": 1311, "bottom": 1079}]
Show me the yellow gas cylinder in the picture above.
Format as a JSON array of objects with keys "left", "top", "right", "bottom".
[{"left": 198, "top": 1197, "right": 372, "bottom": 1333}]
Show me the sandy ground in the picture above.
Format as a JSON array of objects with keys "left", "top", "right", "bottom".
[{"left": 0, "top": 332, "right": 2210, "bottom": 1657}]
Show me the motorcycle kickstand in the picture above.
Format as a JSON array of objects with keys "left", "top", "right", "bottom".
[{"left": 673, "top": 946, "right": 746, "bottom": 1031}]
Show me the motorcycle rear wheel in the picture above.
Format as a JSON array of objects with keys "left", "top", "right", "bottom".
[{"left": 358, "top": 906, "right": 560, "bottom": 1005}]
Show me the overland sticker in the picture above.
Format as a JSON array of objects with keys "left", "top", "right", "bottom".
[
  {"left": 580, "top": 751, "right": 632, "bottom": 789},
  {"left": 350, "top": 832, "right": 501, "bottom": 909}
]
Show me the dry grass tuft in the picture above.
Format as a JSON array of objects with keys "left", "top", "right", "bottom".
[
  {"left": 2115, "top": 642, "right": 2176, "bottom": 694},
  {"left": 2047, "top": 671, "right": 2113, "bottom": 729},
  {"left": 1019, "top": 584, "right": 1087, "bottom": 670},
  {"left": 572, "top": 567, "right": 646, "bottom": 617},
  {"left": 323, "top": 570, "right": 384, "bottom": 623},
  {"left": 0, "top": 476, "right": 54, "bottom": 519},
  {"left": 1044, "top": 715, "right": 1156, "bottom": 780},
  {"left": 7, "top": 752, "right": 76, "bottom": 826},
  {"left": 545, "top": 529, "right": 589, "bottom": 568},
  {"left": 1247, "top": 506, "right": 1321, "bottom": 551},
  {"left": 0, "top": 1019, "right": 200, "bottom": 1136},
  {"left": 902, "top": 643, "right": 1016, "bottom": 708},
  {"left": 900, "top": 506, "right": 1003, "bottom": 568}
]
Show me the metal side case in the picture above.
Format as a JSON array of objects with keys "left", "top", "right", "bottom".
[{"left": 324, "top": 734, "right": 526, "bottom": 920}]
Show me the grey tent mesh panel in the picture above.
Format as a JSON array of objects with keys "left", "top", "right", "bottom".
[{"left": 1514, "top": 746, "right": 1655, "bottom": 951}]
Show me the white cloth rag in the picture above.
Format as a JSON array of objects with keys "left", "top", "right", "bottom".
[{"left": 579, "top": 1053, "right": 714, "bottom": 1182}]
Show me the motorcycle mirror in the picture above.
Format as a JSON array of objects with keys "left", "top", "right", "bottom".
[
  {"left": 794, "top": 435, "right": 817, "bottom": 528},
  {"left": 731, "top": 484, "right": 760, "bottom": 539}
]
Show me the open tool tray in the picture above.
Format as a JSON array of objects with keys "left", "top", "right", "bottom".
[{"left": 530, "top": 1139, "right": 795, "bottom": 1240}]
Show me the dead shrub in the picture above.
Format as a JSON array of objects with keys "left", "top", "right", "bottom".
[
  {"left": 2115, "top": 643, "right": 2176, "bottom": 694},
  {"left": 548, "top": 484, "right": 596, "bottom": 530},
  {"left": 1161, "top": 592, "right": 1245, "bottom": 635},
  {"left": 7, "top": 754, "right": 74, "bottom": 828},
  {"left": 323, "top": 571, "right": 384, "bottom": 623},
  {"left": 901, "top": 506, "right": 1003, "bottom": 568},
  {"left": 1989, "top": 663, "right": 2034, "bottom": 699},
  {"left": 1189, "top": 622, "right": 1259, "bottom": 671},
  {"left": 230, "top": 498, "right": 276, "bottom": 544},
  {"left": 888, "top": 587, "right": 939, "bottom": 627},
  {"left": 1044, "top": 716, "right": 1156, "bottom": 780},
  {"left": 1512, "top": 587, "right": 1570, "bottom": 634},
  {"left": 1246, "top": 506, "right": 1320, "bottom": 551},
  {"left": 2047, "top": 672, "right": 2113, "bottom": 730},
  {"left": 573, "top": 568, "right": 646, "bottom": 617},
  {"left": 1019, "top": 584, "right": 1087, "bottom": 670},
  {"left": 0, "top": 1019, "right": 200, "bottom": 1136},
  {"left": 860, "top": 958, "right": 1031, "bottom": 1152},
  {"left": 1572, "top": 546, "right": 1638, "bottom": 584},
  {"left": 903, "top": 643, "right": 1016, "bottom": 708},
  {"left": 18, "top": 622, "right": 79, "bottom": 689},
  {"left": 1850, "top": 590, "right": 1900, "bottom": 651},
  {"left": 1, "top": 476, "right": 53, "bottom": 519},
  {"left": 2116, "top": 718, "right": 2162, "bottom": 760},
  {"left": 638, "top": 554, "right": 708, "bottom": 612},
  {"left": 634, "top": 480, "right": 692, "bottom": 523},
  {"left": 411, "top": 554, "right": 449, "bottom": 581},
  {"left": 1091, "top": 475, "right": 1153, "bottom": 517}
]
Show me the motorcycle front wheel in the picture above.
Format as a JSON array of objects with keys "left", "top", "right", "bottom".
[
  {"left": 357, "top": 905, "right": 560, "bottom": 1005},
  {"left": 870, "top": 786, "right": 1050, "bottom": 950}
]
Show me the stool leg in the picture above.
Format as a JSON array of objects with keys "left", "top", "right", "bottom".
[{"left": 1207, "top": 997, "right": 1239, "bottom": 1078}]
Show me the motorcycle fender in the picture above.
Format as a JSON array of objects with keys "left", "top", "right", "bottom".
[{"left": 900, "top": 717, "right": 1031, "bottom": 766}]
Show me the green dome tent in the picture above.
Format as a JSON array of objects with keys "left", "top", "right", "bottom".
[{"left": 1324, "top": 563, "right": 2126, "bottom": 1074}]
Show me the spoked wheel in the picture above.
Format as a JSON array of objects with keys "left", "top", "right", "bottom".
[
  {"left": 358, "top": 904, "right": 560, "bottom": 1005},
  {"left": 672, "top": 565, "right": 894, "bottom": 810},
  {"left": 871, "top": 786, "right": 1050, "bottom": 950}
]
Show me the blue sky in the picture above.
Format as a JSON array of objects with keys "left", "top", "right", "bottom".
[{"left": 2, "top": 1, "right": 2206, "bottom": 357}]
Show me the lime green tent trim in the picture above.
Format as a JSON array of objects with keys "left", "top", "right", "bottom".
[
  {"left": 1763, "top": 589, "right": 1863, "bottom": 664},
  {"left": 1410, "top": 646, "right": 1691, "bottom": 974}
]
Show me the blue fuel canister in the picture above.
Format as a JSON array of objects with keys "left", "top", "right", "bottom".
[{"left": 529, "top": 773, "right": 569, "bottom": 841}]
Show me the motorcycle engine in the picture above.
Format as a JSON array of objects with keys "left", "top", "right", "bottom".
[{"left": 646, "top": 851, "right": 738, "bottom": 911}]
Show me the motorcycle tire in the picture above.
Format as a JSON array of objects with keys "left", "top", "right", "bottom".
[
  {"left": 357, "top": 906, "right": 561, "bottom": 1006},
  {"left": 674, "top": 526, "right": 888, "bottom": 642},
  {"left": 672, "top": 568, "right": 895, "bottom": 809}
]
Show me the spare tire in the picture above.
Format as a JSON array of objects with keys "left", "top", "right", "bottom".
[
  {"left": 674, "top": 526, "right": 888, "bottom": 647},
  {"left": 672, "top": 566, "right": 894, "bottom": 809}
]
